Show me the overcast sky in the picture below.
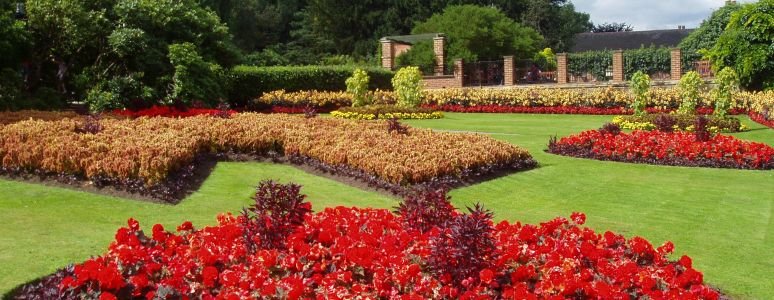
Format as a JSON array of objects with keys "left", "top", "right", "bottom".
[{"left": 571, "top": 0, "right": 757, "bottom": 31}]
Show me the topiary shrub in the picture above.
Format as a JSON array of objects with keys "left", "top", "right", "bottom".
[
  {"left": 392, "top": 66, "right": 423, "bottom": 108},
  {"left": 346, "top": 68, "right": 370, "bottom": 107},
  {"left": 678, "top": 71, "right": 704, "bottom": 115},
  {"left": 629, "top": 71, "right": 651, "bottom": 116},
  {"left": 712, "top": 67, "right": 739, "bottom": 118}
]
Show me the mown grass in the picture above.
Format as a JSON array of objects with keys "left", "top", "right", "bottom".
[{"left": 0, "top": 113, "right": 771, "bottom": 299}]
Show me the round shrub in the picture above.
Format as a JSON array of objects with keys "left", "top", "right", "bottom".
[{"left": 392, "top": 66, "right": 423, "bottom": 108}]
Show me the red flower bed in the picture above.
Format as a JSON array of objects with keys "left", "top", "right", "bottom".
[
  {"left": 111, "top": 106, "right": 236, "bottom": 118},
  {"left": 24, "top": 182, "right": 721, "bottom": 300},
  {"left": 749, "top": 112, "right": 774, "bottom": 128},
  {"left": 421, "top": 105, "right": 745, "bottom": 116},
  {"left": 548, "top": 129, "right": 774, "bottom": 170}
]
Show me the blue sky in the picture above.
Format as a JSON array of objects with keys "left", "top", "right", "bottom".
[{"left": 572, "top": 0, "right": 757, "bottom": 30}]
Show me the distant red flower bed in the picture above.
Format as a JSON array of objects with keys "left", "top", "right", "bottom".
[
  {"left": 421, "top": 105, "right": 745, "bottom": 115},
  {"left": 111, "top": 106, "right": 236, "bottom": 118},
  {"left": 34, "top": 181, "right": 721, "bottom": 300},
  {"left": 548, "top": 130, "right": 774, "bottom": 170},
  {"left": 749, "top": 112, "right": 774, "bottom": 128}
]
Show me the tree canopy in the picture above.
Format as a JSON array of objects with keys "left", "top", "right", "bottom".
[
  {"left": 591, "top": 22, "right": 633, "bottom": 33},
  {"left": 412, "top": 5, "right": 543, "bottom": 62},
  {"left": 679, "top": 2, "right": 741, "bottom": 61},
  {"left": 705, "top": 0, "right": 774, "bottom": 90}
]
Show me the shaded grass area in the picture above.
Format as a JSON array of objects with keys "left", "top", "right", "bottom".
[{"left": 0, "top": 113, "right": 772, "bottom": 299}]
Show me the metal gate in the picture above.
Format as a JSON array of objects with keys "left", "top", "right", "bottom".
[{"left": 463, "top": 60, "right": 504, "bottom": 87}]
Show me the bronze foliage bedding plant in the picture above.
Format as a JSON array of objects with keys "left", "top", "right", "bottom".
[{"left": 0, "top": 113, "right": 536, "bottom": 202}]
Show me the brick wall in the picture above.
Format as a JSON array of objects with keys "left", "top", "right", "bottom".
[
  {"left": 433, "top": 36, "right": 446, "bottom": 75},
  {"left": 422, "top": 59, "right": 463, "bottom": 89},
  {"left": 503, "top": 56, "right": 515, "bottom": 86},
  {"left": 557, "top": 53, "right": 568, "bottom": 84},
  {"left": 612, "top": 50, "right": 624, "bottom": 82},
  {"left": 670, "top": 48, "right": 682, "bottom": 80},
  {"left": 380, "top": 39, "right": 394, "bottom": 69}
]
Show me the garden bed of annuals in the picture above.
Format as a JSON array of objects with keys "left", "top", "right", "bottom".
[
  {"left": 14, "top": 183, "right": 721, "bottom": 299},
  {"left": 331, "top": 105, "right": 443, "bottom": 120},
  {"left": 0, "top": 113, "right": 535, "bottom": 201},
  {"left": 749, "top": 112, "right": 774, "bottom": 128},
  {"left": 548, "top": 129, "right": 774, "bottom": 170},
  {"left": 0, "top": 110, "right": 79, "bottom": 125},
  {"left": 612, "top": 114, "right": 745, "bottom": 133},
  {"left": 110, "top": 105, "right": 237, "bottom": 118}
]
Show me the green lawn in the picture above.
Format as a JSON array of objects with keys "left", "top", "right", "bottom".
[{"left": 1, "top": 113, "right": 772, "bottom": 299}]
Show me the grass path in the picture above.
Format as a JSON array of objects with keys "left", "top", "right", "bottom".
[{"left": 1, "top": 113, "right": 772, "bottom": 298}]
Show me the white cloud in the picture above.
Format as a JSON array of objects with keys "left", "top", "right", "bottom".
[{"left": 571, "top": 0, "right": 758, "bottom": 30}]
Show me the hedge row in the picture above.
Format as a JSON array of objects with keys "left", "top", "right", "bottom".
[{"left": 228, "top": 65, "right": 393, "bottom": 106}]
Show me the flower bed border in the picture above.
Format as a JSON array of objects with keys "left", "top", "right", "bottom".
[
  {"left": 547, "top": 131, "right": 773, "bottom": 170},
  {"left": 0, "top": 150, "right": 537, "bottom": 203}
]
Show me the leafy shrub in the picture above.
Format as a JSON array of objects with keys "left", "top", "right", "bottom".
[
  {"left": 346, "top": 68, "right": 370, "bottom": 107},
  {"left": 395, "top": 41, "right": 437, "bottom": 75},
  {"left": 599, "top": 122, "right": 622, "bottom": 135},
  {"left": 85, "top": 74, "right": 154, "bottom": 112},
  {"left": 392, "top": 67, "right": 423, "bottom": 108},
  {"left": 168, "top": 42, "right": 226, "bottom": 107},
  {"left": 623, "top": 46, "right": 671, "bottom": 80},
  {"left": 629, "top": 71, "right": 651, "bottom": 116},
  {"left": 533, "top": 48, "right": 557, "bottom": 71},
  {"left": 241, "top": 180, "right": 312, "bottom": 251},
  {"left": 429, "top": 204, "right": 497, "bottom": 287},
  {"left": 695, "top": 116, "right": 712, "bottom": 142},
  {"left": 653, "top": 114, "right": 677, "bottom": 132},
  {"left": 229, "top": 65, "right": 393, "bottom": 107},
  {"left": 567, "top": 50, "right": 612, "bottom": 80},
  {"left": 678, "top": 71, "right": 705, "bottom": 114},
  {"left": 395, "top": 188, "right": 457, "bottom": 233},
  {"left": 712, "top": 67, "right": 739, "bottom": 118}
]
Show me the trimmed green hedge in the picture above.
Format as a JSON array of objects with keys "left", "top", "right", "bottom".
[{"left": 228, "top": 65, "right": 394, "bottom": 107}]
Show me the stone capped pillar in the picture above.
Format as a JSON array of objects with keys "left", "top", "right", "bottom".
[
  {"left": 503, "top": 56, "right": 515, "bottom": 86},
  {"left": 671, "top": 48, "right": 683, "bottom": 80},
  {"left": 612, "top": 50, "right": 624, "bottom": 82},
  {"left": 433, "top": 35, "right": 446, "bottom": 75},
  {"left": 557, "top": 53, "right": 568, "bottom": 84},
  {"left": 380, "top": 38, "right": 395, "bottom": 70},
  {"left": 454, "top": 59, "right": 464, "bottom": 87}
]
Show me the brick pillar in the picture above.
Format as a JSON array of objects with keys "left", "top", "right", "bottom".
[
  {"left": 612, "top": 50, "right": 624, "bottom": 82},
  {"left": 503, "top": 56, "right": 514, "bottom": 86},
  {"left": 556, "top": 53, "right": 568, "bottom": 84},
  {"left": 380, "top": 38, "right": 394, "bottom": 70},
  {"left": 433, "top": 35, "right": 446, "bottom": 75},
  {"left": 671, "top": 48, "right": 682, "bottom": 80},
  {"left": 453, "top": 59, "right": 464, "bottom": 87}
]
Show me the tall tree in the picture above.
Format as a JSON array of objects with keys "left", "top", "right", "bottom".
[
  {"left": 591, "top": 22, "right": 633, "bottom": 33},
  {"left": 25, "top": 0, "right": 240, "bottom": 109},
  {"left": 413, "top": 5, "right": 543, "bottom": 61},
  {"left": 705, "top": 0, "right": 774, "bottom": 90},
  {"left": 679, "top": 2, "right": 740, "bottom": 59}
]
